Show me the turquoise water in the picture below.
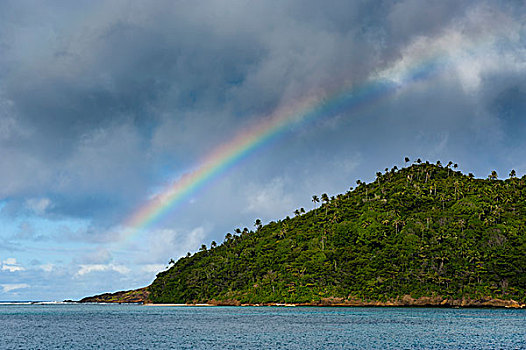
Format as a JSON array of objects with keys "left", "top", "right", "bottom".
[{"left": 0, "top": 304, "right": 524, "bottom": 349}]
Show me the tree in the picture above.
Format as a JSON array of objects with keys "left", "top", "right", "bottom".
[
  {"left": 211, "top": 241, "right": 217, "bottom": 249},
  {"left": 509, "top": 169, "right": 517, "bottom": 179},
  {"left": 312, "top": 195, "right": 320, "bottom": 209},
  {"left": 405, "top": 157, "right": 410, "bottom": 165},
  {"left": 455, "top": 219, "right": 465, "bottom": 233},
  {"left": 278, "top": 223, "right": 288, "bottom": 238},
  {"left": 225, "top": 232, "right": 232, "bottom": 242},
  {"left": 321, "top": 193, "right": 330, "bottom": 216},
  {"left": 168, "top": 258, "right": 175, "bottom": 265},
  {"left": 392, "top": 219, "right": 404, "bottom": 234},
  {"left": 199, "top": 244, "right": 207, "bottom": 252},
  {"left": 416, "top": 158, "right": 422, "bottom": 164},
  {"left": 254, "top": 219, "right": 262, "bottom": 230},
  {"left": 294, "top": 209, "right": 300, "bottom": 216},
  {"left": 488, "top": 171, "right": 498, "bottom": 180},
  {"left": 300, "top": 207, "right": 305, "bottom": 214},
  {"left": 446, "top": 161, "right": 453, "bottom": 176}
]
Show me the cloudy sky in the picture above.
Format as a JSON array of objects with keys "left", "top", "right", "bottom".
[{"left": 1, "top": 0, "right": 525, "bottom": 301}]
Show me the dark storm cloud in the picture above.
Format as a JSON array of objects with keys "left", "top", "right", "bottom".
[{"left": 0, "top": 0, "right": 524, "bottom": 233}]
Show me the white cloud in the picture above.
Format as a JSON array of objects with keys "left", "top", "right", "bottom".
[
  {"left": 39, "top": 264, "right": 54, "bottom": 272},
  {"left": 76, "top": 247, "right": 113, "bottom": 264},
  {"left": 380, "top": 5, "right": 526, "bottom": 93},
  {"left": 3, "top": 258, "right": 17, "bottom": 265},
  {"left": 0, "top": 283, "right": 30, "bottom": 293},
  {"left": 75, "top": 264, "right": 130, "bottom": 277},
  {"left": 244, "top": 177, "right": 295, "bottom": 218},
  {"left": 25, "top": 197, "right": 52, "bottom": 215},
  {"left": 1, "top": 258, "right": 25, "bottom": 272},
  {"left": 140, "top": 264, "right": 167, "bottom": 274},
  {"left": 136, "top": 226, "right": 206, "bottom": 264},
  {"left": 2, "top": 265, "right": 24, "bottom": 272}
]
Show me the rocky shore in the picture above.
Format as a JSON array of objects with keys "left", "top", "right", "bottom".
[
  {"left": 208, "top": 295, "right": 525, "bottom": 308},
  {"left": 78, "top": 287, "right": 149, "bottom": 304},
  {"left": 77, "top": 289, "right": 525, "bottom": 308}
]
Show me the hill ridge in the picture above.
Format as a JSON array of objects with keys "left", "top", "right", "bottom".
[{"left": 80, "top": 161, "right": 526, "bottom": 307}]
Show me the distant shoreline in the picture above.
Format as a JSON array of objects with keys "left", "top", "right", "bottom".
[{"left": 76, "top": 294, "right": 526, "bottom": 308}]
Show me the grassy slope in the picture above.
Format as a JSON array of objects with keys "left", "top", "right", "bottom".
[{"left": 148, "top": 162, "right": 526, "bottom": 304}]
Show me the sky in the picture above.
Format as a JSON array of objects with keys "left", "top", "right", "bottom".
[{"left": 1, "top": 0, "right": 525, "bottom": 301}]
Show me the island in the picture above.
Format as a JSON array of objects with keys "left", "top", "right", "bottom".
[{"left": 79, "top": 160, "right": 526, "bottom": 308}]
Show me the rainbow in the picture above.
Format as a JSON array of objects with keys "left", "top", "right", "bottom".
[{"left": 121, "top": 34, "right": 492, "bottom": 240}]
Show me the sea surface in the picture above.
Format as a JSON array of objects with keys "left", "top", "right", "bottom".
[{"left": 0, "top": 304, "right": 524, "bottom": 349}]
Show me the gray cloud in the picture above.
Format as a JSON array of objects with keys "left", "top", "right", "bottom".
[{"left": 0, "top": 1, "right": 522, "bottom": 210}]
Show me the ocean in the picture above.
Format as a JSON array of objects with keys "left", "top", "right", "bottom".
[{"left": 0, "top": 304, "right": 524, "bottom": 349}]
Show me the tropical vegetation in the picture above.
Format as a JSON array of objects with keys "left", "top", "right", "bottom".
[{"left": 148, "top": 160, "right": 526, "bottom": 304}]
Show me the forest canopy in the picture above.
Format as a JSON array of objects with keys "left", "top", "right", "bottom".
[{"left": 148, "top": 161, "right": 526, "bottom": 305}]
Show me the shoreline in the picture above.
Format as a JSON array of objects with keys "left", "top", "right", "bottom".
[
  {"left": 84, "top": 296, "right": 525, "bottom": 309},
  {"left": 101, "top": 301, "right": 525, "bottom": 309},
  {"left": 76, "top": 289, "right": 525, "bottom": 309},
  {"left": 201, "top": 295, "right": 526, "bottom": 308}
]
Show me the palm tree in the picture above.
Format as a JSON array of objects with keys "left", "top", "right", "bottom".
[
  {"left": 211, "top": 241, "right": 217, "bottom": 249},
  {"left": 321, "top": 193, "right": 330, "bottom": 216},
  {"left": 416, "top": 158, "right": 422, "bottom": 164},
  {"left": 294, "top": 209, "right": 300, "bottom": 216},
  {"left": 300, "top": 207, "right": 305, "bottom": 214},
  {"left": 405, "top": 157, "right": 410, "bottom": 165},
  {"left": 312, "top": 195, "right": 320, "bottom": 209},
  {"left": 509, "top": 169, "right": 516, "bottom": 178},
  {"left": 224, "top": 232, "right": 232, "bottom": 242},
  {"left": 235, "top": 228, "right": 242, "bottom": 235},
  {"left": 376, "top": 172, "right": 382, "bottom": 184},
  {"left": 278, "top": 223, "right": 288, "bottom": 238},
  {"left": 488, "top": 171, "right": 498, "bottom": 180},
  {"left": 254, "top": 219, "right": 262, "bottom": 230},
  {"left": 392, "top": 219, "right": 404, "bottom": 234},
  {"left": 199, "top": 244, "right": 207, "bottom": 252},
  {"left": 446, "top": 161, "right": 453, "bottom": 176}
]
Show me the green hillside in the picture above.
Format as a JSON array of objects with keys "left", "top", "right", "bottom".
[{"left": 148, "top": 161, "right": 526, "bottom": 305}]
